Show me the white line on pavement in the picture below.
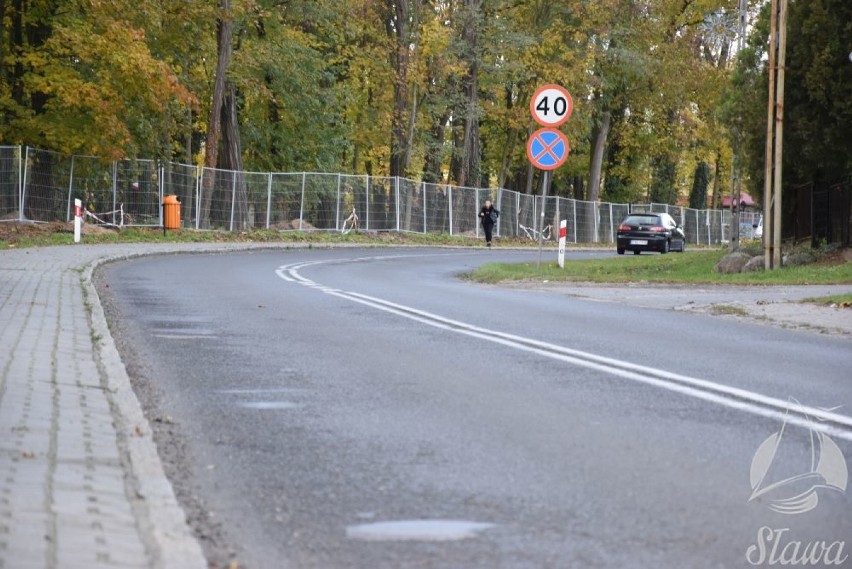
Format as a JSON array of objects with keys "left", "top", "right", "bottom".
[{"left": 275, "top": 258, "right": 852, "bottom": 442}]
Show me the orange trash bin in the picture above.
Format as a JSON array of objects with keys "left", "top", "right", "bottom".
[{"left": 162, "top": 195, "right": 181, "bottom": 231}]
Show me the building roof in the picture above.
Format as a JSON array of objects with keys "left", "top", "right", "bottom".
[{"left": 722, "top": 192, "right": 756, "bottom": 208}]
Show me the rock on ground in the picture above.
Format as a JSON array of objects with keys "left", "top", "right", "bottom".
[{"left": 714, "top": 251, "right": 751, "bottom": 274}]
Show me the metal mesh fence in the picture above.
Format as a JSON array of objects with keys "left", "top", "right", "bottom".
[
  {"left": 0, "top": 146, "right": 22, "bottom": 221},
  {"left": 7, "top": 146, "right": 733, "bottom": 244},
  {"left": 162, "top": 162, "right": 199, "bottom": 229}
]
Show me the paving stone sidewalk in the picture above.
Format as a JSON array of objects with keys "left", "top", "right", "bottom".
[{"left": 0, "top": 243, "right": 285, "bottom": 569}]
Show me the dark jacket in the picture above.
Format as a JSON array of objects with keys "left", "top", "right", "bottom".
[{"left": 479, "top": 206, "right": 499, "bottom": 226}]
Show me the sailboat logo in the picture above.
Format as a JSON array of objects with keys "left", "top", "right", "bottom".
[{"left": 749, "top": 401, "right": 848, "bottom": 515}]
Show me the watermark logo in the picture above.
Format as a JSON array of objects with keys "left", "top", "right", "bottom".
[{"left": 749, "top": 401, "right": 848, "bottom": 515}]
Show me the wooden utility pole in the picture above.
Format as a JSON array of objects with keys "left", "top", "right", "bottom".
[
  {"left": 729, "top": 0, "right": 748, "bottom": 253},
  {"left": 763, "top": 0, "right": 788, "bottom": 269}
]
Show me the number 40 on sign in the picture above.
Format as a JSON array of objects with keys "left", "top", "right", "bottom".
[{"left": 530, "top": 84, "right": 573, "bottom": 127}]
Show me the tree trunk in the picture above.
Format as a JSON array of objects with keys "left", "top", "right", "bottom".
[
  {"left": 452, "top": 0, "right": 481, "bottom": 188},
  {"left": 220, "top": 83, "right": 246, "bottom": 230},
  {"left": 587, "top": 110, "right": 610, "bottom": 242},
  {"left": 389, "top": 0, "right": 410, "bottom": 178},
  {"left": 587, "top": 110, "right": 611, "bottom": 204},
  {"left": 711, "top": 149, "right": 723, "bottom": 209},
  {"left": 200, "top": 0, "right": 232, "bottom": 228}
]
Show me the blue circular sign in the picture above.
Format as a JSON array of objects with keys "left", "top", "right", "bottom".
[{"left": 526, "top": 128, "right": 570, "bottom": 171}]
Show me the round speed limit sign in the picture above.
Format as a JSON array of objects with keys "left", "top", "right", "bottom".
[{"left": 530, "top": 84, "right": 573, "bottom": 127}]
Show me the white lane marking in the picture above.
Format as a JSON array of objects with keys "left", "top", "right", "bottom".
[
  {"left": 238, "top": 401, "right": 302, "bottom": 410},
  {"left": 346, "top": 520, "right": 495, "bottom": 541},
  {"left": 217, "top": 388, "right": 309, "bottom": 395},
  {"left": 275, "top": 258, "right": 852, "bottom": 442}
]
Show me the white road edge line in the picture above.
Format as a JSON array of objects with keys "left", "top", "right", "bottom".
[{"left": 276, "top": 258, "right": 852, "bottom": 442}]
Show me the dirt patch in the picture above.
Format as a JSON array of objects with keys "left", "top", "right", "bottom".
[{"left": 0, "top": 220, "right": 118, "bottom": 245}]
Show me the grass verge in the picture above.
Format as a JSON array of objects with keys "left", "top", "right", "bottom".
[
  {"left": 467, "top": 250, "right": 852, "bottom": 286},
  {"left": 800, "top": 294, "right": 852, "bottom": 307},
  {"left": 0, "top": 223, "right": 521, "bottom": 250}
]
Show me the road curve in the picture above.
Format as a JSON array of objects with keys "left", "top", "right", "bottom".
[{"left": 97, "top": 247, "right": 852, "bottom": 569}]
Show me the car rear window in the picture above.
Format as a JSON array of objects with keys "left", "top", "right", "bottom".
[{"left": 622, "top": 215, "right": 660, "bottom": 225}]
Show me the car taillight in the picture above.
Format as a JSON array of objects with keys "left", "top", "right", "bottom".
[
  {"left": 650, "top": 226, "right": 665, "bottom": 232},
  {"left": 618, "top": 224, "right": 631, "bottom": 231}
]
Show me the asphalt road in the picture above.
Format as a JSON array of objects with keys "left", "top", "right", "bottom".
[{"left": 97, "top": 248, "right": 852, "bottom": 569}]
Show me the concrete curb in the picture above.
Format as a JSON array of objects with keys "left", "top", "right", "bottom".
[{"left": 82, "top": 258, "right": 207, "bottom": 569}]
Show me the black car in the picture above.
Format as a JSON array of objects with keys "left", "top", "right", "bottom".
[{"left": 616, "top": 212, "right": 686, "bottom": 255}]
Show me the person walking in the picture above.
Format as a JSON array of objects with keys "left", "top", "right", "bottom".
[{"left": 478, "top": 199, "right": 499, "bottom": 247}]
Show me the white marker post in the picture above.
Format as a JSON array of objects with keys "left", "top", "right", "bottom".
[
  {"left": 73, "top": 199, "right": 82, "bottom": 243},
  {"left": 558, "top": 219, "right": 567, "bottom": 268}
]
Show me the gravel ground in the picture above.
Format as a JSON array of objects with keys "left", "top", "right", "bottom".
[{"left": 508, "top": 281, "right": 852, "bottom": 337}]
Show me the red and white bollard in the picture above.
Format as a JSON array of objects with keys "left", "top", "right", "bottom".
[
  {"left": 74, "top": 199, "right": 82, "bottom": 243},
  {"left": 558, "top": 219, "right": 567, "bottom": 268}
]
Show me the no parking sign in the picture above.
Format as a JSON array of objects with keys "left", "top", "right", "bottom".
[{"left": 527, "top": 84, "right": 573, "bottom": 267}]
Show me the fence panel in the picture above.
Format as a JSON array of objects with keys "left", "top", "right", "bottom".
[
  {"left": 337, "top": 175, "right": 367, "bottom": 232},
  {"left": 268, "top": 173, "right": 304, "bottom": 230},
  {"left": 300, "top": 173, "right": 339, "bottom": 231},
  {"left": 163, "top": 162, "right": 199, "bottom": 229},
  {"left": 23, "top": 148, "right": 72, "bottom": 222},
  {"left": 116, "top": 159, "right": 159, "bottom": 226},
  {"left": 572, "top": 199, "right": 596, "bottom": 243},
  {"left": 517, "top": 193, "right": 537, "bottom": 239},
  {"left": 238, "top": 171, "right": 273, "bottom": 230},
  {"left": 495, "top": 189, "right": 516, "bottom": 238},
  {"left": 69, "top": 156, "right": 114, "bottom": 225},
  {"left": 683, "top": 207, "right": 700, "bottom": 244},
  {"left": 198, "top": 167, "right": 235, "bottom": 230},
  {"left": 598, "top": 202, "right": 615, "bottom": 243},
  {"left": 611, "top": 204, "right": 630, "bottom": 238},
  {"left": 12, "top": 146, "right": 734, "bottom": 241},
  {"left": 424, "top": 183, "right": 450, "bottom": 233},
  {"left": 362, "top": 176, "right": 395, "bottom": 231},
  {"left": 451, "top": 185, "right": 479, "bottom": 236},
  {"left": 0, "top": 146, "right": 21, "bottom": 221},
  {"left": 398, "top": 178, "right": 424, "bottom": 233}
]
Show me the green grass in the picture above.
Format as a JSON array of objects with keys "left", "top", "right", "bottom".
[
  {"left": 800, "top": 293, "right": 852, "bottom": 306},
  {"left": 709, "top": 304, "right": 749, "bottom": 316},
  {"left": 467, "top": 250, "right": 852, "bottom": 285}
]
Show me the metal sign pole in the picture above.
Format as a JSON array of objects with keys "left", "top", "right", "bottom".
[{"left": 537, "top": 171, "right": 550, "bottom": 269}]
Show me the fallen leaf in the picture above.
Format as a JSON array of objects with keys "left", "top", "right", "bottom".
[{"left": 134, "top": 425, "right": 144, "bottom": 437}]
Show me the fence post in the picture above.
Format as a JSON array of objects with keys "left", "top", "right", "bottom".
[
  {"left": 475, "top": 188, "right": 480, "bottom": 239},
  {"left": 516, "top": 191, "right": 521, "bottom": 236},
  {"left": 230, "top": 171, "right": 237, "bottom": 231},
  {"left": 496, "top": 188, "right": 503, "bottom": 237},
  {"left": 299, "top": 172, "right": 306, "bottom": 231},
  {"left": 533, "top": 194, "right": 538, "bottom": 232},
  {"left": 111, "top": 161, "right": 118, "bottom": 226},
  {"left": 395, "top": 176, "right": 401, "bottom": 232},
  {"left": 422, "top": 181, "right": 427, "bottom": 233},
  {"left": 18, "top": 146, "right": 24, "bottom": 221},
  {"left": 21, "top": 146, "right": 31, "bottom": 222},
  {"left": 706, "top": 210, "right": 711, "bottom": 245},
  {"left": 66, "top": 155, "right": 75, "bottom": 222},
  {"left": 335, "top": 173, "right": 341, "bottom": 231},
  {"left": 609, "top": 203, "right": 614, "bottom": 243},
  {"left": 448, "top": 185, "right": 453, "bottom": 236},
  {"left": 266, "top": 172, "right": 273, "bottom": 229},
  {"left": 593, "top": 201, "right": 599, "bottom": 243},
  {"left": 572, "top": 199, "right": 577, "bottom": 243},
  {"left": 158, "top": 165, "right": 164, "bottom": 228},
  {"left": 694, "top": 209, "right": 699, "bottom": 244},
  {"left": 195, "top": 166, "right": 202, "bottom": 230},
  {"left": 365, "top": 174, "right": 370, "bottom": 231}
]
